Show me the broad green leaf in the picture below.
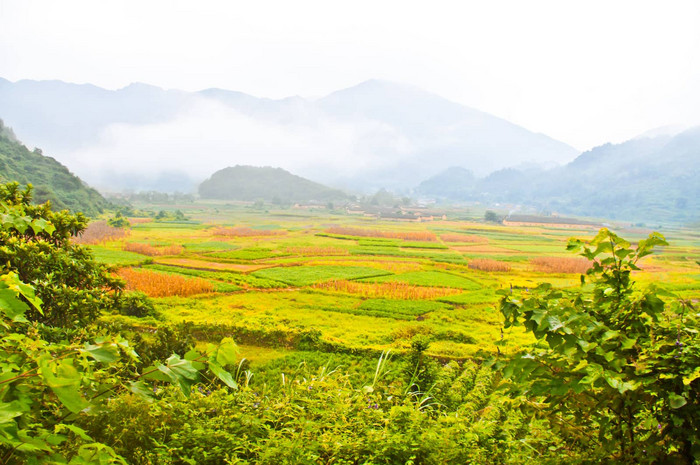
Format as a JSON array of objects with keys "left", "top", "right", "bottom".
[
  {"left": 208, "top": 360, "right": 238, "bottom": 389},
  {"left": 128, "top": 381, "right": 155, "bottom": 401},
  {"left": 56, "top": 423, "right": 93, "bottom": 441},
  {"left": 215, "top": 338, "right": 238, "bottom": 367},
  {"left": 39, "top": 358, "right": 88, "bottom": 414},
  {"left": 82, "top": 342, "right": 120, "bottom": 363},
  {"left": 0, "top": 400, "right": 25, "bottom": 423},
  {"left": 668, "top": 393, "right": 687, "bottom": 409}
]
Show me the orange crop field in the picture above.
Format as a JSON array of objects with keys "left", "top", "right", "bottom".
[
  {"left": 530, "top": 256, "right": 592, "bottom": 273},
  {"left": 468, "top": 258, "right": 512, "bottom": 272},
  {"left": 123, "top": 242, "right": 184, "bottom": 256},
  {"left": 312, "top": 279, "right": 461, "bottom": 299},
  {"left": 116, "top": 267, "right": 214, "bottom": 297},
  {"left": 440, "top": 233, "right": 488, "bottom": 243}
]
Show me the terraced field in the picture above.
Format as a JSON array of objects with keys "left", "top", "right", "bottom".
[{"left": 92, "top": 201, "right": 700, "bottom": 360}]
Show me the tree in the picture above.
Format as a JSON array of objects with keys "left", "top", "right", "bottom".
[
  {"left": 497, "top": 229, "right": 699, "bottom": 463},
  {"left": 0, "top": 182, "right": 120, "bottom": 328},
  {"left": 0, "top": 192, "right": 242, "bottom": 463},
  {"left": 484, "top": 210, "right": 500, "bottom": 223}
]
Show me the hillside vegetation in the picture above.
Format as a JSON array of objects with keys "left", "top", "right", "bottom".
[
  {"left": 0, "top": 119, "right": 110, "bottom": 215},
  {"left": 198, "top": 165, "right": 349, "bottom": 203}
]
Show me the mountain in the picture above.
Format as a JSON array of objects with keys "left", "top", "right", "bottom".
[
  {"left": 0, "top": 119, "right": 111, "bottom": 216},
  {"left": 416, "top": 127, "right": 700, "bottom": 224},
  {"left": 198, "top": 165, "right": 349, "bottom": 203},
  {"left": 0, "top": 77, "right": 579, "bottom": 192}
]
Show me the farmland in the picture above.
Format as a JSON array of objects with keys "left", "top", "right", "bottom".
[
  {"left": 88, "top": 201, "right": 700, "bottom": 361},
  {"left": 4, "top": 190, "right": 699, "bottom": 464}
]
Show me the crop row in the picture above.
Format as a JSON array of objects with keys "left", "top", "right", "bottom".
[
  {"left": 326, "top": 226, "right": 438, "bottom": 242},
  {"left": 312, "top": 279, "right": 461, "bottom": 299}
]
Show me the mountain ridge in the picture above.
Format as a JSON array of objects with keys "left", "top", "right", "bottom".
[{"left": 0, "top": 77, "right": 579, "bottom": 192}]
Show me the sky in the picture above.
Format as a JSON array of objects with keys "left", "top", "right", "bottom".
[{"left": 1, "top": 0, "right": 699, "bottom": 151}]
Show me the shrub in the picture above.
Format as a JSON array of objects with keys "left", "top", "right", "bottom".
[
  {"left": 115, "top": 291, "right": 156, "bottom": 318},
  {"left": 498, "top": 229, "right": 699, "bottom": 463}
]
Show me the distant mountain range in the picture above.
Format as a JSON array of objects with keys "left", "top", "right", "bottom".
[
  {"left": 199, "top": 165, "right": 348, "bottom": 203},
  {"left": 0, "top": 77, "right": 579, "bottom": 192},
  {"left": 0, "top": 119, "right": 110, "bottom": 216},
  {"left": 416, "top": 127, "right": 700, "bottom": 224}
]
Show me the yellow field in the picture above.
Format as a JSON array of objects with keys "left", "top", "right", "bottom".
[{"left": 92, "top": 201, "right": 700, "bottom": 359}]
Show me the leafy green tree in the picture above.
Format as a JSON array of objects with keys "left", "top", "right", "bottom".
[
  {"left": 484, "top": 210, "right": 501, "bottom": 223},
  {"left": 498, "top": 228, "right": 699, "bottom": 463},
  {"left": 0, "top": 182, "right": 121, "bottom": 328}
]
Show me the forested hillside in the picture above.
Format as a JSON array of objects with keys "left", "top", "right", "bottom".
[
  {"left": 417, "top": 127, "right": 700, "bottom": 224},
  {"left": 199, "top": 165, "right": 349, "bottom": 203},
  {"left": 0, "top": 119, "right": 110, "bottom": 215}
]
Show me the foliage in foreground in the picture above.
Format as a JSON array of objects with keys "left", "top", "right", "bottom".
[{"left": 498, "top": 228, "right": 699, "bottom": 463}]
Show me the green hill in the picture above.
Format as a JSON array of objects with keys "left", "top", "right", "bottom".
[
  {"left": 0, "top": 119, "right": 110, "bottom": 216},
  {"left": 199, "top": 165, "right": 349, "bottom": 203}
]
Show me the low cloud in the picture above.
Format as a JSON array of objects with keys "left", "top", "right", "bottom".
[{"left": 64, "top": 97, "right": 414, "bottom": 192}]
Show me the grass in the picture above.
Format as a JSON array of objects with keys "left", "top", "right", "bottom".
[
  {"left": 360, "top": 271, "right": 481, "bottom": 290},
  {"left": 209, "top": 247, "right": 291, "bottom": 261},
  {"left": 356, "top": 299, "right": 451, "bottom": 320},
  {"left": 252, "top": 265, "right": 393, "bottom": 287},
  {"left": 90, "top": 246, "right": 152, "bottom": 266},
  {"left": 183, "top": 241, "right": 241, "bottom": 252}
]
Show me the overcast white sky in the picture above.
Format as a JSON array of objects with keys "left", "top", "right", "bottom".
[{"left": 1, "top": 0, "right": 699, "bottom": 151}]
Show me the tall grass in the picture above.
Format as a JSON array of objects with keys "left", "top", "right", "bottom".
[
  {"left": 530, "top": 257, "right": 591, "bottom": 273},
  {"left": 123, "top": 242, "right": 184, "bottom": 256},
  {"left": 326, "top": 226, "right": 437, "bottom": 242},
  {"left": 73, "top": 221, "right": 129, "bottom": 245},
  {"left": 312, "top": 279, "right": 461, "bottom": 299},
  {"left": 116, "top": 267, "right": 214, "bottom": 297}
]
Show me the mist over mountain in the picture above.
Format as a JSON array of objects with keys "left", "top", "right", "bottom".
[
  {"left": 416, "top": 127, "right": 700, "bottom": 224},
  {"left": 0, "top": 77, "right": 578, "bottom": 193}
]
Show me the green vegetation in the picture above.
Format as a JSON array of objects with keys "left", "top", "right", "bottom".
[
  {"left": 1, "top": 184, "right": 698, "bottom": 464},
  {"left": 362, "top": 270, "right": 481, "bottom": 290},
  {"left": 0, "top": 124, "right": 110, "bottom": 215},
  {"left": 498, "top": 229, "right": 699, "bottom": 462},
  {"left": 198, "top": 165, "right": 349, "bottom": 203},
  {"left": 253, "top": 265, "right": 392, "bottom": 286}
]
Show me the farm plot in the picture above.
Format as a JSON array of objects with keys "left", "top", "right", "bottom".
[
  {"left": 252, "top": 265, "right": 393, "bottom": 287},
  {"left": 360, "top": 270, "right": 481, "bottom": 290}
]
